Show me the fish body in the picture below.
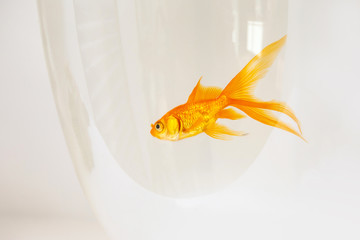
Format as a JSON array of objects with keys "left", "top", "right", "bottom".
[
  {"left": 156, "top": 96, "right": 229, "bottom": 140},
  {"left": 150, "top": 35, "right": 305, "bottom": 141}
]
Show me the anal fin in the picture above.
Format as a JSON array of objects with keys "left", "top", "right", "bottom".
[
  {"left": 216, "top": 108, "right": 246, "bottom": 120},
  {"left": 205, "top": 122, "right": 246, "bottom": 140}
]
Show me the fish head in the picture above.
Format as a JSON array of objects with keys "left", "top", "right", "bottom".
[{"left": 150, "top": 115, "right": 181, "bottom": 141}]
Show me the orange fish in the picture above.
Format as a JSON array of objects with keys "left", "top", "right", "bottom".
[{"left": 150, "top": 35, "right": 304, "bottom": 141}]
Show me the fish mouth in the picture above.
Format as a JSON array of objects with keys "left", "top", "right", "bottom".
[
  {"left": 150, "top": 124, "right": 154, "bottom": 136},
  {"left": 150, "top": 127, "right": 158, "bottom": 138},
  {"left": 150, "top": 128, "right": 164, "bottom": 140}
]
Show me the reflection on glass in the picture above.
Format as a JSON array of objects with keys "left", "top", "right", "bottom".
[{"left": 247, "top": 21, "right": 263, "bottom": 54}]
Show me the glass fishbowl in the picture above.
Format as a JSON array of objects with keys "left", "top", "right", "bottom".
[{"left": 38, "top": 0, "right": 291, "bottom": 239}]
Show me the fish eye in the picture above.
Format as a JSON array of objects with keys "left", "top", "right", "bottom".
[{"left": 154, "top": 122, "right": 163, "bottom": 132}]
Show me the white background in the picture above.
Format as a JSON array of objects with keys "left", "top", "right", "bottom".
[
  {"left": 1, "top": 0, "right": 360, "bottom": 239},
  {"left": 0, "top": 0, "right": 107, "bottom": 239}
]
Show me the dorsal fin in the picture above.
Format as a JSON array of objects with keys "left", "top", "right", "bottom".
[{"left": 187, "top": 77, "right": 223, "bottom": 103}]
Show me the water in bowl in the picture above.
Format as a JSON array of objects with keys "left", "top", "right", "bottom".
[{"left": 39, "top": 0, "right": 289, "bottom": 239}]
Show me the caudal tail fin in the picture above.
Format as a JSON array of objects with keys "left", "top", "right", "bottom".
[{"left": 220, "top": 35, "right": 305, "bottom": 141}]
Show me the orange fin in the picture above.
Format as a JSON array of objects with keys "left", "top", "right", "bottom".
[
  {"left": 205, "top": 122, "right": 246, "bottom": 140},
  {"left": 237, "top": 105, "right": 306, "bottom": 141},
  {"left": 221, "top": 35, "right": 287, "bottom": 99},
  {"left": 218, "top": 35, "right": 304, "bottom": 140},
  {"left": 231, "top": 99, "right": 302, "bottom": 134},
  {"left": 187, "top": 76, "right": 223, "bottom": 103},
  {"left": 216, "top": 108, "right": 246, "bottom": 120}
]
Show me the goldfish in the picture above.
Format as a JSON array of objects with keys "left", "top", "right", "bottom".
[{"left": 150, "top": 35, "right": 304, "bottom": 141}]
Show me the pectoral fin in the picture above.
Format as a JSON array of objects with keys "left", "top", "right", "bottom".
[{"left": 205, "top": 122, "right": 246, "bottom": 140}]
